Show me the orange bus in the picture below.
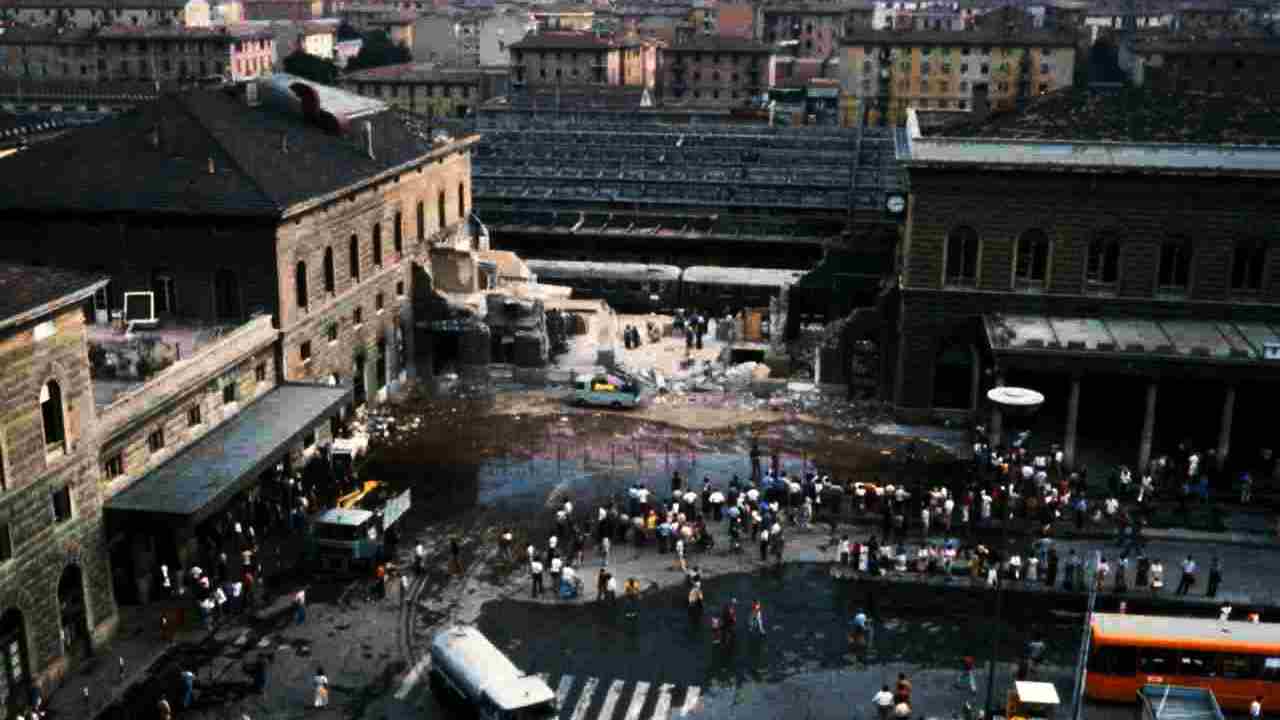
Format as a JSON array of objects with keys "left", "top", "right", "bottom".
[{"left": 1087, "top": 613, "right": 1280, "bottom": 712}]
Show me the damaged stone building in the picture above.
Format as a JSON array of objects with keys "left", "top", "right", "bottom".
[{"left": 0, "top": 74, "right": 481, "bottom": 406}]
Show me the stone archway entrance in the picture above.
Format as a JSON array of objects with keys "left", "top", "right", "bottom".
[
  {"left": 0, "top": 609, "right": 27, "bottom": 712},
  {"left": 58, "top": 565, "right": 91, "bottom": 661}
]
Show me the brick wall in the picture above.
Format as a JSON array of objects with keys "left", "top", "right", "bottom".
[
  {"left": 896, "top": 167, "right": 1280, "bottom": 411},
  {"left": 274, "top": 145, "right": 473, "bottom": 387},
  {"left": 0, "top": 304, "right": 116, "bottom": 696},
  {"left": 96, "top": 315, "right": 279, "bottom": 497}
]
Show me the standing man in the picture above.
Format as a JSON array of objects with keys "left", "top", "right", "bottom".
[
  {"left": 414, "top": 542, "right": 426, "bottom": 574},
  {"left": 180, "top": 669, "right": 196, "bottom": 709},
  {"left": 1207, "top": 555, "right": 1223, "bottom": 598},
  {"left": 530, "top": 558, "right": 544, "bottom": 598},
  {"left": 1250, "top": 695, "right": 1262, "bottom": 720},
  {"left": 750, "top": 441, "right": 762, "bottom": 483},
  {"left": 873, "top": 686, "right": 895, "bottom": 720},
  {"left": 1176, "top": 555, "right": 1197, "bottom": 595}
]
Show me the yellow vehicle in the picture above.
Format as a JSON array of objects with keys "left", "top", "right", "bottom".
[{"left": 337, "top": 480, "right": 382, "bottom": 510}]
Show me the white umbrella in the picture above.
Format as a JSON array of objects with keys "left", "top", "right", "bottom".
[
  {"left": 683, "top": 492, "right": 698, "bottom": 505},
  {"left": 709, "top": 491, "right": 725, "bottom": 503}
]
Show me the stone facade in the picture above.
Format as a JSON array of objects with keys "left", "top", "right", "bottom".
[
  {"left": 658, "top": 38, "right": 772, "bottom": 106},
  {"left": 0, "top": 293, "right": 117, "bottom": 705},
  {"left": 895, "top": 166, "right": 1280, "bottom": 413}
]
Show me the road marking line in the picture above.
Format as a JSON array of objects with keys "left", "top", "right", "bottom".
[
  {"left": 679, "top": 686, "right": 701, "bottom": 717},
  {"left": 394, "top": 654, "right": 431, "bottom": 700},
  {"left": 557, "top": 674, "right": 575, "bottom": 708},
  {"left": 598, "top": 679, "right": 626, "bottom": 720},
  {"left": 651, "top": 683, "right": 674, "bottom": 720},
  {"left": 569, "top": 677, "right": 599, "bottom": 720},
  {"left": 623, "top": 681, "right": 651, "bottom": 720}
]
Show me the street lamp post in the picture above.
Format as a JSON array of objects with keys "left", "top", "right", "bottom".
[{"left": 982, "top": 385, "right": 1045, "bottom": 718}]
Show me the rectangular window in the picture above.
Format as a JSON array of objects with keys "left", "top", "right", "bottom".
[
  {"left": 327, "top": 322, "right": 338, "bottom": 342},
  {"left": 0, "top": 524, "right": 10, "bottom": 562},
  {"left": 303, "top": 430, "right": 316, "bottom": 449},
  {"left": 148, "top": 428, "right": 165, "bottom": 452},
  {"left": 300, "top": 341, "right": 312, "bottom": 363},
  {"left": 376, "top": 292, "right": 385, "bottom": 313},
  {"left": 1138, "top": 648, "right": 1177, "bottom": 675},
  {"left": 103, "top": 453, "right": 124, "bottom": 479},
  {"left": 255, "top": 363, "right": 266, "bottom": 383},
  {"left": 354, "top": 306, "right": 364, "bottom": 326},
  {"left": 51, "top": 485, "right": 72, "bottom": 523},
  {"left": 187, "top": 405, "right": 201, "bottom": 427},
  {"left": 396, "top": 280, "right": 405, "bottom": 297},
  {"left": 222, "top": 381, "right": 237, "bottom": 405},
  {"left": 1220, "top": 654, "right": 1260, "bottom": 679}
]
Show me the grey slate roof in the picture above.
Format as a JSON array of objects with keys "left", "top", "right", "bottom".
[
  {"left": 105, "top": 383, "right": 351, "bottom": 521},
  {"left": 0, "top": 77, "right": 478, "bottom": 217},
  {"left": 0, "top": 263, "right": 109, "bottom": 329}
]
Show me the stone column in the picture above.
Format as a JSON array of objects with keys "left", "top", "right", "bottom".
[
  {"left": 1138, "top": 381, "right": 1158, "bottom": 472},
  {"left": 1218, "top": 384, "right": 1236, "bottom": 468},
  {"left": 990, "top": 375, "right": 1005, "bottom": 447},
  {"left": 1064, "top": 374, "right": 1082, "bottom": 468},
  {"left": 969, "top": 345, "right": 981, "bottom": 412}
]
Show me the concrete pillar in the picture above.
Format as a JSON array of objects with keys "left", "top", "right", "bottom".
[
  {"left": 1138, "top": 381, "right": 1158, "bottom": 472},
  {"left": 1218, "top": 384, "right": 1236, "bottom": 468},
  {"left": 1064, "top": 374, "right": 1081, "bottom": 469},
  {"left": 990, "top": 375, "right": 1005, "bottom": 447},
  {"left": 969, "top": 345, "right": 981, "bottom": 412}
]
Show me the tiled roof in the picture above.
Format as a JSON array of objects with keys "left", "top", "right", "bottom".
[
  {"left": 509, "top": 31, "right": 615, "bottom": 49},
  {"left": 0, "top": 77, "right": 159, "bottom": 99},
  {"left": 0, "top": 26, "right": 96, "bottom": 44},
  {"left": 342, "top": 62, "right": 484, "bottom": 82},
  {"left": 662, "top": 36, "right": 774, "bottom": 52},
  {"left": 927, "top": 86, "right": 1280, "bottom": 145},
  {"left": 97, "top": 23, "right": 276, "bottom": 40},
  {"left": 0, "top": 76, "right": 480, "bottom": 218},
  {"left": 842, "top": 26, "right": 1078, "bottom": 46},
  {"left": 0, "top": 263, "right": 108, "bottom": 329},
  {"left": 2, "top": 0, "right": 186, "bottom": 8}
]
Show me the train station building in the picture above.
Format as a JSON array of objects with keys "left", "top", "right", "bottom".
[{"left": 891, "top": 108, "right": 1280, "bottom": 474}]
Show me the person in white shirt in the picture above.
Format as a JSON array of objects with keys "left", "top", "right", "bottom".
[
  {"left": 549, "top": 556, "right": 563, "bottom": 594},
  {"left": 872, "top": 685, "right": 895, "bottom": 720},
  {"left": 1176, "top": 555, "right": 1197, "bottom": 595},
  {"left": 1249, "top": 696, "right": 1262, "bottom": 720}
]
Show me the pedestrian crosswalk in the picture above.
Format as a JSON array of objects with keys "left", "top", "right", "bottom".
[{"left": 533, "top": 673, "right": 705, "bottom": 720}]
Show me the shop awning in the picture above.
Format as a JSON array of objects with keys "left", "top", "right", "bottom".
[
  {"left": 985, "top": 314, "right": 1280, "bottom": 376},
  {"left": 106, "top": 382, "right": 352, "bottom": 526}
]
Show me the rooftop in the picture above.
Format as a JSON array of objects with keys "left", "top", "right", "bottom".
[
  {"left": 761, "top": 2, "right": 874, "bottom": 14},
  {"left": 929, "top": 86, "right": 1280, "bottom": 145},
  {"left": 342, "top": 62, "right": 484, "bottom": 83},
  {"left": 1131, "top": 30, "right": 1280, "bottom": 56},
  {"left": 986, "top": 314, "right": 1280, "bottom": 364},
  {"left": 0, "top": 75, "right": 480, "bottom": 218},
  {"left": 509, "top": 30, "right": 615, "bottom": 49},
  {"left": 663, "top": 36, "right": 774, "bottom": 52},
  {"left": 2, "top": 0, "right": 186, "bottom": 8},
  {"left": 0, "top": 263, "right": 107, "bottom": 330},
  {"left": 0, "top": 25, "right": 96, "bottom": 43},
  {"left": 1093, "top": 612, "right": 1280, "bottom": 652},
  {"left": 96, "top": 23, "right": 276, "bottom": 40},
  {"left": 842, "top": 26, "right": 1078, "bottom": 46},
  {"left": 105, "top": 382, "right": 350, "bottom": 521}
]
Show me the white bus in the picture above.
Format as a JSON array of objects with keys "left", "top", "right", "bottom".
[{"left": 430, "top": 626, "right": 557, "bottom": 719}]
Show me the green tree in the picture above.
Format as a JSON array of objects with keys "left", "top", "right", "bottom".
[
  {"left": 346, "top": 30, "right": 412, "bottom": 72},
  {"left": 283, "top": 50, "right": 338, "bottom": 84}
]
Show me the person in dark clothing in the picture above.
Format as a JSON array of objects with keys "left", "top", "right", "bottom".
[
  {"left": 1206, "top": 555, "right": 1222, "bottom": 598},
  {"left": 1046, "top": 547, "right": 1059, "bottom": 588}
]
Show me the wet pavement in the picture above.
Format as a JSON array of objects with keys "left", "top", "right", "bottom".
[{"left": 68, "top": 388, "right": 1279, "bottom": 720}]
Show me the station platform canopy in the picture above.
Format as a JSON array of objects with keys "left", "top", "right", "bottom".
[{"left": 106, "top": 382, "right": 351, "bottom": 527}]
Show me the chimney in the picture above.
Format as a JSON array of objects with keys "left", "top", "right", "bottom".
[
  {"left": 207, "top": 156, "right": 216, "bottom": 174},
  {"left": 363, "top": 120, "right": 374, "bottom": 159}
]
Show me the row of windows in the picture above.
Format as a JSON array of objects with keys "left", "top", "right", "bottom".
[
  {"left": 296, "top": 186, "right": 464, "bottom": 311},
  {"left": 862, "top": 44, "right": 1056, "bottom": 57},
  {"left": 99, "top": 364, "right": 265, "bottom": 482},
  {"left": 1090, "top": 644, "right": 1280, "bottom": 680},
  {"left": 302, "top": 285, "right": 403, "bottom": 362},
  {"left": 942, "top": 227, "right": 1271, "bottom": 295}
]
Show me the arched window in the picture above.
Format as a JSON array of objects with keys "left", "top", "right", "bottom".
[
  {"left": 944, "top": 226, "right": 978, "bottom": 286},
  {"left": 41, "top": 379, "right": 66, "bottom": 454},
  {"left": 372, "top": 222, "right": 383, "bottom": 266},
  {"left": 348, "top": 234, "right": 360, "bottom": 284},
  {"left": 1158, "top": 236, "right": 1192, "bottom": 292},
  {"left": 457, "top": 182, "right": 466, "bottom": 219},
  {"left": 295, "top": 261, "right": 308, "bottom": 309},
  {"left": 1231, "top": 238, "right": 1268, "bottom": 293},
  {"left": 322, "top": 247, "right": 335, "bottom": 293},
  {"left": 437, "top": 190, "right": 446, "bottom": 230},
  {"left": 416, "top": 200, "right": 425, "bottom": 242},
  {"left": 393, "top": 210, "right": 403, "bottom": 254},
  {"left": 1086, "top": 233, "right": 1120, "bottom": 289},
  {"left": 1014, "top": 229, "right": 1050, "bottom": 289}
]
